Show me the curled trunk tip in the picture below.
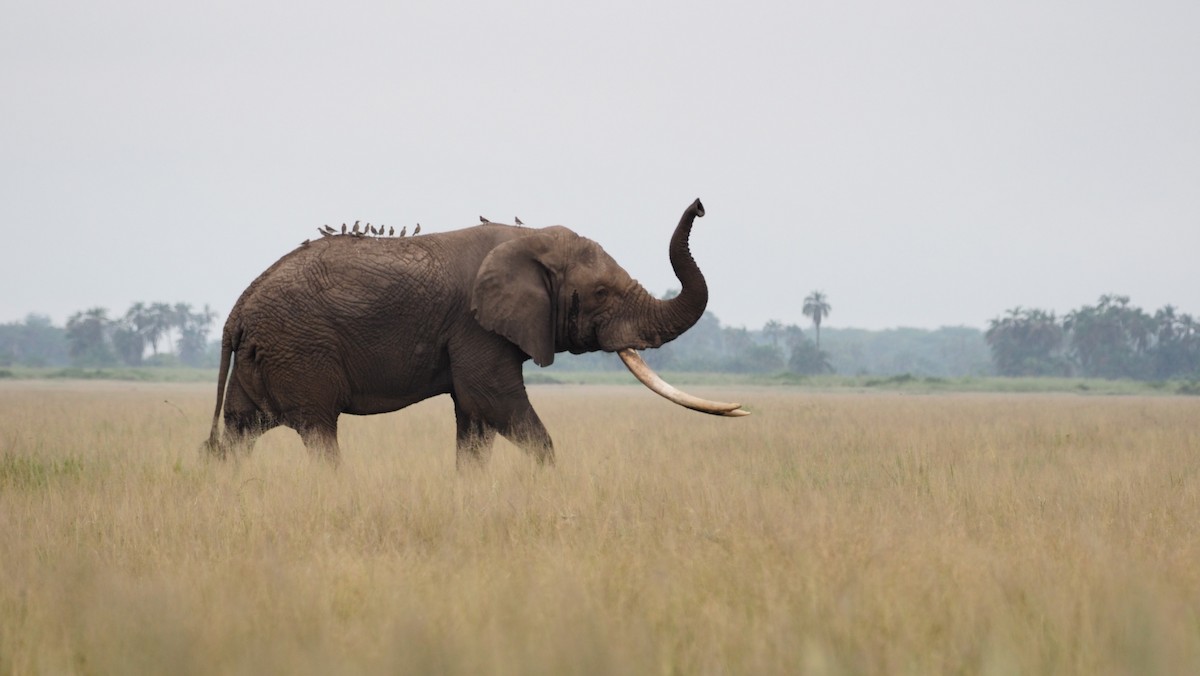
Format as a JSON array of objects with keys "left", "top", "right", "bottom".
[{"left": 635, "top": 198, "right": 711, "bottom": 349}]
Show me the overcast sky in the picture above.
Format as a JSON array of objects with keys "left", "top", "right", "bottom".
[{"left": 2, "top": 0, "right": 1197, "bottom": 332}]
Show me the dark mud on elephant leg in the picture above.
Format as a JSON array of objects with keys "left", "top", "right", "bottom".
[
  {"left": 206, "top": 405, "right": 275, "bottom": 461},
  {"left": 479, "top": 388, "right": 554, "bottom": 465},
  {"left": 206, "top": 378, "right": 278, "bottom": 460},
  {"left": 455, "top": 397, "right": 553, "bottom": 467},
  {"left": 453, "top": 394, "right": 498, "bottom": 469},
  {"left": 289, "top": 413, "right": 341, "bottom": 465},
  {"left": 501, "top": 408, "right": 555, "bottom": 466}
]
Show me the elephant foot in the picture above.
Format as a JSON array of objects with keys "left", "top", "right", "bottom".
[{"left": 200, "top": 436, "right": 229, "bottom": 461}]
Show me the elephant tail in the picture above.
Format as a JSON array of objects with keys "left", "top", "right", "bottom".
[{"left": 204, "top": 320, "right": 238, "bottom": 453}]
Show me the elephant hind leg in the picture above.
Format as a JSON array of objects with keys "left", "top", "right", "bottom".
[
  {"left": 221, "top": 411, "right": 276, "bottom": 459},
  {"left": 208, "top": 378, "right": 277, "bottom": 460}
]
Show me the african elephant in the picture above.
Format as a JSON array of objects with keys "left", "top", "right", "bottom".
[{"left": 203, "top": 199, "right": 746, "bottom": 466}]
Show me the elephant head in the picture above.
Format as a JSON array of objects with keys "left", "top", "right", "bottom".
[{"left": 471, "top": 199, "right": 747, "bottom": 417}]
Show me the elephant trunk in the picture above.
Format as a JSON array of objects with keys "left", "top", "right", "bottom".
[
  {"left": 636, "top": 198, "right": 709, "bottom": 348},
  {"left": 615, "top": 199, "right": 749, "bottom": 417}
]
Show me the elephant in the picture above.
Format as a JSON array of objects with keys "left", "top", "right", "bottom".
[{"left": 203, "top": 198, "right": 746, "bottom": 467}]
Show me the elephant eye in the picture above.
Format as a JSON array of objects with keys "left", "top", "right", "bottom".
[{"left": 594, "top": 285, "right": 609, "bottom": 300}]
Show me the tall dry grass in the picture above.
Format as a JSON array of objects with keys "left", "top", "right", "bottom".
[{"left": 1, "top": 380, "right": 1198, "bottom": 674}]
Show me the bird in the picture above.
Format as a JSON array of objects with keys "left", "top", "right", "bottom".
[
  {"left": 318, "top": 227, "right": 330, "bottom": 237},
  {"left": 515, "top": 216, "right": 523, "bottom": 225},
  {"left": 323, "top": 224, "right": 336, "bottom": 235},
  {"left": 413, "top": 223, "right": 421, "bottom": 235},
  {"left": 341, "top": 223, "right": 347, "bottom": 234},
  {"left": 301, "top": 239, "right": 310, "bottom": 246},
  {"left": 399, "top": 225, "right": 406, "bottom": 237},
  {"left": 354, "top": 220, "right": 360, "bottom": 228},
  {"left": 352, "top": 222, "right": 361, "bottom": 235},
  {"left": 480, "top": 216, "right": 490, "bottom": 223},
  {"left": 388, "top": 226, "right": 395, "bottom": 236},
  {"left": 370, "top": 225, "right": 378, "bottom": 235}
]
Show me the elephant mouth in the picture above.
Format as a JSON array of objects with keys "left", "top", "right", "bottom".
[
  {"left": 563, "top": 290, "right": 608, "bottom": 354},
  {"left": 618, "top": 349, "right": 749, "bottom": 417}
]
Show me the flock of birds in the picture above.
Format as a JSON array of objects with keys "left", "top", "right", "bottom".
[
  {"left": 301, "top": 216, "right": 525, "bottom": 247},
  {"left": 317, "top": 220, "right": 418, "bottom": 238}
]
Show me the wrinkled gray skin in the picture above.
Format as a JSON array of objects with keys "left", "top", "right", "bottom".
[{"left": 205, "top": 199, "right": 709, "bottom": 467}]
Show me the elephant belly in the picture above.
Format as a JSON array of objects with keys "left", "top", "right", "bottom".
[
  {"left": 343, "top": 354, "right": 453, "bottom": 415},
  {"left": 344, "top": 389, "right": 446, "bottom": 415}
]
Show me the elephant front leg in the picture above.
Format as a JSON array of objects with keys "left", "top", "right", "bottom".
[
  {"left": 449, "top": 336, "right": 556, "bottom": 466},
  {"left": 450, "top": 388, "right": 555, "bottom": 467},
  {"left": 453, "top": 395, "right": 497, "bottom": 469},
  {"left": 504, "top": 407, "right": 555, "bottom": 466}
]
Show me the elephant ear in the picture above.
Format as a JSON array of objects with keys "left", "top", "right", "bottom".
[{"left": 471, "top": 230, "right": 567, "bottom": 367}]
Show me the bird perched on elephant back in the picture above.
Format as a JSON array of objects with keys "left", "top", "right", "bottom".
[{"left": 204, "top": 199, "right": 746, "bottom": 467}]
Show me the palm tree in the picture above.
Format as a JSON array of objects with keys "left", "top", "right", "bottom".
[
  {"left": 178, "top": 304, "right": 219, "bottom": 366},
  {"left": 762, "top": 319, "right": 784, "bottom": 348},
  {"left": 123, "top": 302, "right": 152, "bottom": 360},
  {"left": 149, "top": 302, "right": 175, "bottom": 354},
  {"left": 802, "top": 291, "right": 832, "bottom": 350}
]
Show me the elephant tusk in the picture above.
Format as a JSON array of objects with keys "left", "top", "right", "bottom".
[{"left": 618, "top": 348, "right": 750, "bottom": 417}]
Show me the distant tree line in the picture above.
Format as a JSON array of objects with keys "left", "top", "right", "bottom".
[
  {"left": 544, "top": 311, "right": 991, "bottom": 378},
  {"left": 649, "top": 289, "right": 836, "bottom": 375},
  {"left": 10, "top": 292, "right": 1193, "bottom": 381},
  {"left": 651, "top": 313, "right": 835, "bottom": 374},
  {"left": 819, "top": 326, "right": 992, "bottom": 377},
  {"left": 543, "top": 290, "right": 990, "bottom": 378},
  {"left": 986, "top": 295, "right": 1199, "bottom": 380},
  {"left": 540, "top": 310, "right": 830, "bottom": 375},
  {"left": 0, "top": 303, "right": 219, "bottom": 368}
]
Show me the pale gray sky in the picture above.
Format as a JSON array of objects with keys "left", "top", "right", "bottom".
[{"left": 3, "top": 1, "right": 1197, "bottom": 331}]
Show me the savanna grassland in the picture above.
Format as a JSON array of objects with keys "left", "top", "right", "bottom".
[{"left": 1, "top": 381, "right": 1199, "bottom": 675}]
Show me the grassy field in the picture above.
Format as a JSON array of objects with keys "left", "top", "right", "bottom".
[{"left": 1, "top": 381, "right": 1198, "bottom": 674}]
